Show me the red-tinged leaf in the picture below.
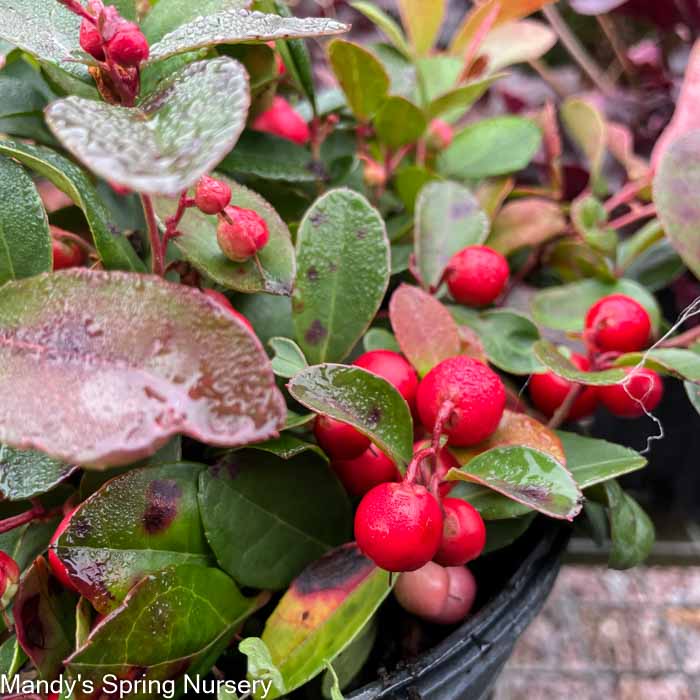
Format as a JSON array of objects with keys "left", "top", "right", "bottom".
[
  {"left": 652, "top": 40, "right": 700, "bottom": 171},
  {"left": 487, "top": 198, "right": 566, "bottom": 255},
  {"left": 389, "top": 284, "right": 460, "bottom": 376},
  {"left": 477, "top": 19, "right": 556, "bottom": 74},
  {"left": 14, "top": 557, "right": 77, "bottom": 680},
  {"left": 0, "top": 270, "right": 286, "bottom": 468},
  {"left": 607, "top": 121, "right": 649, "bottom": 182}
]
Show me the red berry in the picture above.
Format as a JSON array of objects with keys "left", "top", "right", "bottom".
[
  {"left": 354, "top": 350, "right": 419, "bottom": 412},
  {"left": 52, "top": 237, "right": 85, "bottom": 270},
  {"left": 529, "top": 353, "right": 599, "bottom": 421},
  {"left": 394, "top": 561, "right": 477, "bottom": 624},
  {"left": 106, "top": 23, "right": 149, "bottom": 67},
  {"left": 332, "top": 444, "right": 401, "bottom": 497},
  {"left": 416, "top": 356, "right": 506, "bottom": 447},
  {"left": 203, "top": 289, "right": 254, "bottom": 333},
  {"left": 48, "top": 508, "right": 79, "bottom": 592},
  {"left": 354, "top": 481, "right": 443, "bottom": 572},
  {"left": 194, "top": 175, "right": 232, "bottom": 215},
  {"left": 252, "top": 96, "right": 310, "bottom": 145},
  {"left": 79, "top": 18, "right": 105, "bottom": 61},
  {"left": 598, "top": 367, "right": 663, "bottom": 418},
  {"left": 0, "top": 551, "right": 20, "bottom": 610},
  {"left": 433, "top": 498, "right": 486, "bottom": 567},
  {"left": 217, "top": 206, "right": 270, "bottom": 263},
  {"left": 445, "top": 246, "right": 510, "bottom": 307},
  {"left": 314, "top": 415, "right": 370, "bottom": 460},
  {"left": 109, "top": 181, "right": 132, "bottom": 196},
  {"left": 584, "top": 294, "right": 651, "bottom": 353},
  {"left": 428, "top": 119, "right": 454, "bottom": 149}
]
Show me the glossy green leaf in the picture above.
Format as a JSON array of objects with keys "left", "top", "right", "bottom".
[
  {"left": 249, "top": 433, "right": 325, "bottom": 460},
  {"left": 389, "top": 284, "right": 460, "bottom": 376},
  {"left": 0, "top": 75, "right": 46, "bottom": 118},
  {"left": 451, "top": 307, "right": 543, "bottom": 375},
  {"left": 46, "top": 58, "right": 249, "bottom": 197},
  {"left": 240, "top": 637, "right": 286, "bottom": 696},
  {"left": 374, "top": 96, "right": 427, "bottom": 149},
  {"left": 483, "top": 513, "right": 536, "bottom": 554},
  {"left": 0, "top": 140, "right": 144, "bottom": 271},
  {"left": 397, "top": 0, "right": 446, "bottom": 55},
  {"left": 14, "top": 557, "right": 76, "bottom": 680},
  {"left": 351, "top": 2, "right": 411, "bottom": 57},
  {"left": 148, "top": 9, "right": 348, "bottom": 63},
  {"left": 287, "top": 364, "right": 413, "bottom": 468},
  {"left": 487, "top": 198, "right": 566, "bottom": 255},
  {"left": 56, "top": 464, "right": 212, "bottom": 613},
  {"left": 426, "top": 75, "right": 501, "bottom": 121},
  {"left": 0, "top": 636, "right": 26, "bottom": 680},
  {"left": 0, "top": 446, "right": 74, "bottom": 501},
  {"left": 363, "top": 328, "right": 401, "bottom": 353},
  {"left": 322, "top": 618, "right": 376, "bottom": 698},
  {"left": 0, "top": 270, "right": 285, "bottom": 468},
  {"left": 328, "top": 40, "right": 390, "bottom": 121},
  {"left": 530, "top": 278, "right": 662, "bottom": 333},
  {"left": 66, "top": 565, "right": 264, "bottom": 696},
  {"left": 534, "top": 340, "right": 627, "bottom": 385},
  {"left": 0, "top": 154, "right": 51, "bottom": 285},
  {"left": 259, "top": 544, "right": 393, "bottom": 699},
  {"left": 293, "top": 189, "right": 389, "bottom": 364},
  {"left": 477, "top": 20, "right": 556, "bottom": 73},
  {"left": 614, "top": 348, "right": 700, "bottom": 381},
  {"left": 236, "top": 292, "right": 293, "bottom": 347},
  {"left": 269, "top": 337, "right": 308, "bottom": 378},
  {"left": 284, "top": 410, "right": 315, "bottom": 431},
  {"left": 219, "top": 130, "right": 317, "bottom": 182},
  {"left": 156, "top": 175, "right": 296, "bottom": 295},
  {"left": 414, "top": 181, "right": 489, "bottom": 291},
  {"left": 438, "top": 116, "right": 542, "bottom": 179},
  {"left": 199, "top": 450, "right": 351, "bottom": 589},
  {"left": 654, "top": 130, "right": 700, "bottom": 280}
]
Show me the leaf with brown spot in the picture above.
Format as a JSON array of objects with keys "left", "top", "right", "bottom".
[
  {"left": 389, "top": 284, "right": 460, "bottom": 376},
  {"left": 55, "top": 464, "right": 213, "bottom": 614},
  {"left": 0, "top": 269, "right": 286, "bottom": 468},
  {"left": 487, "top": 198, "right": 566, "bottom": 255}
]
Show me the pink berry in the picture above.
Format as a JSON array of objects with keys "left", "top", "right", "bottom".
[
  {"left": 428, "top": 119, "right": 454, "bottom": 149},
  {"left": 217, "top": 206, "right": 269, "bottom": 263},
  {"left": 252, "top": 96, "right": 310, "bottom": 145},
  {"left": 106, "top": 23, "right": 149, "bottom": 67},
  {"left": 584, "top": 294, "right": 651, "bottom": 353},
  {"left": 79, "top": 18, "right": 105, "bottom": 61},
  {"left": 194, "top": 175, "right": 231, "bottom": 215},
  {"left": 445, "top": 246, "right": 510, "bottom": 307},
  {"left": 598, "top": 367, "right": 663, "bottom": 418}
]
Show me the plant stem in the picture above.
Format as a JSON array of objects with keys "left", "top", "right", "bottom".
[
  {"left": 0, "top": 502, "right": 57, "bottom": 535},
  {"left": 597, "top": 14, "right": 636, "bottom": 82},
  {"left": 604, "top": 175, "right": 651, "bottom": 213},
  {"left": 547, "top": 384, "right": 583, "bottom": 429},
  {"left": 659, "top": 324, "right": 700, "bottom": 348},
  {"left": 141, "top": 194, "right": 164, "bottom": 276},
  {"left": 406, "top": 446, "right": 435, "bottom": 483},
  {"left": 608, "top": 203, "right": 656, "bottom": 230},
  {"left": 431, "top": 400, "right": 455, "bottom": 459}
]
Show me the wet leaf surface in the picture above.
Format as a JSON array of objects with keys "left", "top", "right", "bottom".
[
  {"left": 260, "top": 544, "right": 393, "bottom": 699},
  {"left": 288, "top": 364, "right": 414, "bottom": 468},
  {"left": 293, "top": 189, "right": 389, "bottom": 364},
  {"left": 199, "top": 450, "right": 351, "bottom": 589},
  {"left": 66, "top": 565, "right": 264, "bottom": 699},
  {"left": 56, "top": 463, "right": 212, "bottom": 613},
  {"left": 0, "top": 269, "right": 286, "bottom": 467},
  {"left": 148, "top": 9, "right": 348, "bottom": 63},
  {"left": 414, "top": 182, "right": 489, "bottom": 291},
  {"left": 0, "top": 446, "right": 75, "bottom": 501},
  {"left": 46, "top": 58, "right": 249, "bottom": 197},
  {"left": 155, "top": 175, "right": 295, "bottom": 295},
  {"left": 534, "top": 340, "right": 627, "bottom": 385},
  {"left": 389, "top": 284, "right": 461, "bottom": 376}
]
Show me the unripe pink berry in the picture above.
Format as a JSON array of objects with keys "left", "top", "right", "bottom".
[
  {"left": 106, "top": 22, "right": 149, "bottom": 67},
  {"left": 363, "top": 159, "right": 386, "bottom": 188},
  {"left": 217, "top": 206, "right": 269, "bottom": 263},
  {"left": 252, "top": 96, "right": 310, "bottom": 145},
  {"left": 428, "top": 119, "right": 454, "bottom": 149},
  {"left": 194, "top": 175, "right": 232, "bottom": 215},
  {"left": 79, "top": 19, "right": 105, "bottom": 61},
  {"left": 0, "top": 551, "right": 20, "bottom": 610}
]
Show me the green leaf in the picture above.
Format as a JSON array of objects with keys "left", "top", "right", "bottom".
[
  {"left": 686, "top": 380, "right": 700, "bottom": 416},
  {"left": 259, "top": 544, "right": 393, "bottom": 699},
  {"left": 142, "top": 0, "right": 250, "bottom": 43},
  {"left": 603, "top": 480, "right": 654, "bottom": 569},
  {"left": 626, "top": 239, "right": 685, "bottom": 292},
  {"left": 156, "top": 175, "right": 296, "bottom": 295},
  {"left": 363, "top": 328, "right": 401, "bottom": 353},
  {"left": 534, "top": 340, "right": 627, "bottom": 385},
  {"left": 394, "top": 165, "right": 438, "bottom": 213},
  {"left": 438, "top": 116, "right": 542, "bottom": 179},
  {"left": 389, "top": 284, "right": 461, "bottom": 376},
  {"left": 350, "top": 2, "right": 411, "bottom": 57},
  {"left": 325, "top": 663, "right": 345, "bottom": 700},
  {"left": 284, "top": 410, "right": 315, "bottom": 431},
  {"left": 219, "top": 130, "right": 317, "bottom": 183},
  {"left": 451, "top": 307, "right": 543, "bottom": 375},
  {"left": 148, "top": 9, "right": 348, "bottom": 63},
  {"left": 269, "top": 337, "right": 308, "bottom": 378},
  {"left": 426, "top": 75, "right": 501, "bottom": 121},
  {"left": 199, "top": 450, "right": 351, "bottom": 590},
  {"left": 397, "top": 0, "right": 446, "bottom": 55},
  {"left": 561, "top": 97, "right": 607, "bottom": 192},
  {"left": 0, "top": 154, "right": 51, "bottom": 285},
  {"left": 293, "top": 189, "right": 389, "bottom": 364},
  {"left": 530, "top": 278, "right": 662, "bottom": 333},
  {"left": 570, "top": 194, "right": 617, "bottom": 255},
  {"left": 240, "top": 637, "right": 286, "bottom": 696},
  {"left": 614, "top": 348, "right": 700, "bottom": 381},
  {"left": 0, "top": 518, "right": 60, "bottom": 572},
  {"left": 46, "top": 58, "right": 249, "bottom": 197},
  {"left": 236, "top": 292, "right": 294, "bottom": 347},
  {"left": 414, "top": 181, "right": 489, "bottom": 291},
  {"left": 654, "top": 130, "right": 700, "bottom": 281},
  {"left": 56, "top": 464, "right": 212, "bottom": 613},
  {"left": 321, "top": 619, "right": 376, "bottom": 698},
  {"left": 0, "top": 270, "right": 285, "bottom": 468},
  {"left": 14, "top": 557, "right": 76, "bottom": 680},
  {"left": 483, "top": 513, "right": 536, "bottom": 554},
  {"left": 447, "top": 446, "right": 583, "bottom": 520},
  {"left": 0, "top": 75, "right": 46, "bottom": 118},
  {"left": 66, "top": 565, "right": 264, "bottom": 694},
  {"left": 287, "top": 364, "right": 414, "bottom": 468},
  {"left": 249, "top": 433, "right": 326, "bottom": 460},
  {"left": 0, "top": 140, "right": 144, "bottom": 272},
  {"left": 328, "top": 40, "right": 390, "bottom": 121},
  {"left": 0, "top": 446, "right": 74, "bottom": 501},
  {"left": 557, "top": 431, "right": 647, "bottom": 489},
  {"left": 374, "top": 96, "right": 427, "bottom": 149},
  {"left": 0, "top": 637, "right": 26, "bottom": 680}
]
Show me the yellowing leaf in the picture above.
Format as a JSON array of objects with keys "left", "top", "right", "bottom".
[{"left": 397, "top": 0, "right": 447, "bottom": 55}]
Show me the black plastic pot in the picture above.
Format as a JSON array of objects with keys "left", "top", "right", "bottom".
[{"left": 348, "top": 520, "right": 570, "bottom": 700}]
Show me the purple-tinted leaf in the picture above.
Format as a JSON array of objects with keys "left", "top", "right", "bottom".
[{"left": 0, "top": 269, "right": 286, "bottom": 468}]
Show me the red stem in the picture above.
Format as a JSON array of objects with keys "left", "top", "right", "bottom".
[
  {"left": 141, "top": 194, "right": 164, "bottom": 276},
  {"left": 0, "top": 502, "right": 60, "bottom": 535},
  {"left": 406, "top": 446, "right": 436, "bottom": 483},
  {"left": 162, "top": 193, "right": 194, "bottom": 250},
  {"left": 659, "top": 324, "right": 700, "bottom": 349},
  {"left": 431, "top": 400, "right": 455, "bottom": 459},
  {"left": 57, "top": 0, "right": 95, "bottom": 21},
  {"left": 604, "top": 175, "right": 652, "bottom": 213},
  {"left": 607, "top": 203, "right": 656, "bottom": 230}
]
